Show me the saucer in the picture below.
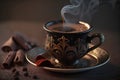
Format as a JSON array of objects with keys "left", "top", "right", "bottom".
[{"left": 25, "top": 47, "right": 110, "bottom": 73}]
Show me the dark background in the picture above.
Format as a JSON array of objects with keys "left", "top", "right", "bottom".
[
  {"left": 0, "top": 0, "right": 119, "bottom": 31},
  {"left": 0, "top": 0, "right": 120, "bottom": 80},
  {"left": 0, "top": 0, "right": 69, "bottom": 22}
]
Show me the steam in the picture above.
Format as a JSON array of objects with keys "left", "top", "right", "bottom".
[{"left": 61, "top": 0, "right": 100, "bottom": 23}]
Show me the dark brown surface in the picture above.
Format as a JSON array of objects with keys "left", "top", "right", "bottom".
[{"left": 0, "top": 1, "right": 120, "bottom": 80}]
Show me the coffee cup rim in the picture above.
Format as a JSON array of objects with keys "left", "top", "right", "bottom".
[{"left": 43, "top": 20, "right": 93, "bottom": 34}]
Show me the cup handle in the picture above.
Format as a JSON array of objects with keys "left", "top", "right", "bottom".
[{"left": 87, "top": 33, "right": 105, "bottom": 53}]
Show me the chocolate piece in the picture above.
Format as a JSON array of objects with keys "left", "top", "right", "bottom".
[
  {"left": 35, "top": 55, "right": 53, "bottom": 67},
  {"left": 2, "top": 51, "right": 16, "bottom": 69},
  {"left": 12, "top": 32, "right": 32, "bottom": 51},
  {"left": 1, "top": 37, "right": 18, "bottom": 52},
  {"left": 35, "top": 55, "right": 45, "bottom": 61},
  {"left": 35, "top": 59, "right": 53, "bottom": 67},
  {"left": 14, "top": 49, "right": 25, "bottom": 65}
]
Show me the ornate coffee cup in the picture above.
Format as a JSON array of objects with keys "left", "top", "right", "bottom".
[{"left": 43, "top": 20, "right": 104, "bottom": 66}]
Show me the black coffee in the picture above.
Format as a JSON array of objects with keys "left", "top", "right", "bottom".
[{"left": 47, "top": 22, "right": 89, "bottom": 33}]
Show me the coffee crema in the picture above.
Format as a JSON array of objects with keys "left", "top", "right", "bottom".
[{"left": 47, "top": 21, "right": 90, "bottom": 33}]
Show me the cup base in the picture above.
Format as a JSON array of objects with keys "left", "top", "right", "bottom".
[
  {"left": 49, "top": 54, "right": 97, "bottom": 68},
  {"left": 60, "top": 60, "right": 80, "bottom": 68}
]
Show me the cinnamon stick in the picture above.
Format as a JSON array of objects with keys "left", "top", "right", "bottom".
[
  {"left": 2, "top": 51, "right": 16, "bottom": 69},
  {"left": 14, "top": 49, "right": 25, "bottom": 65},
  {"left": 12, "top": 32, "right": 32, "bottom": 51},
  {"left": 1, "top": 37, "right": 18, "bottom": 52}
]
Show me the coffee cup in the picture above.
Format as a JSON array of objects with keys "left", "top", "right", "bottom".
[{"left": 43, "top": 20, "right": 104, "bottom": 67}]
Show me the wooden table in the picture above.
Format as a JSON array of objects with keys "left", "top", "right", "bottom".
[{"left": 0, "top": 20, "right": 120, "bottom": 80}]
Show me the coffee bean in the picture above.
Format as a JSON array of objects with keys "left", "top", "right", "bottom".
[
  {"left": 14, "top": 77, "right": 20, "bottom": 80},
  {"left": 15, "top": 71, "right": 20, "bottom": 76},
  {"left": 13, "top": 71, "right": 20, "bottom": 77},
  {"left": 23, "top": 72, "right": 29, "bottom": 77},
  {"left": 22, "top": 67, "right": 27, "bottom": 72},
  {"left": 12, "top": 68, "right": 17, "bottom": 73},
  {"left": 33, "top": 75, "right": 38, "bottom": 79}
]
